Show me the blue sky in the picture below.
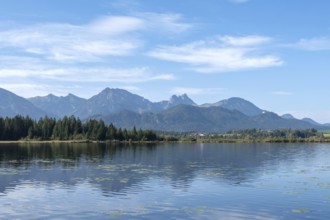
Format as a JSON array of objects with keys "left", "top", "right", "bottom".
[{"left": 0, "top": 0, "right": 330, "bottom": 122}]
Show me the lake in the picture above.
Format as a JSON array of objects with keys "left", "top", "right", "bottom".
[{"left": 0, "top": 143, "right": 330, "bottom": 219}]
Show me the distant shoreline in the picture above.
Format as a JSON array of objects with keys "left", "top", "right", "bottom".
[
  {"left": 0, "top": 140, "right": 161, "bottom": 144},
  {"left": 0, "top": 138, "right": 330, "bottom": 144}
]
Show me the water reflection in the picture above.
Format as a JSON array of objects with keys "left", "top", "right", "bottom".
[
  {"left": 0, "top": 143, "right": 320, "bottom": 193},
  {"left": 0, "top": 143, "right": 329, "bottom": 219}
]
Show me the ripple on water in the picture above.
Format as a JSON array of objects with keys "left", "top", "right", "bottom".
[{"left": 1, "top": 143, "right": 330, "bottom": 219}]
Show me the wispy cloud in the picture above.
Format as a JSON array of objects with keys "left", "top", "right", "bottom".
[
  {"left": 271, "top": 91, "right": 293, "bottom": 96},
  {"left": 0, "top": 83, "right": 49, "bottom": 97},
  {"left": 0, "top": 14, "right": 187, "bottom": 97},
  {"left": 148, "top": 35, "right": 282, "bottom": 73},
  {"left": 0, "top": 13, "right": 191, "bottom": 63},
  {"left": 87, "top": 16, "right": 145, "bottom": 34},
  {"left": 0, "top": 82, "right": 106, "bottom": 98},
  {"left": 219, "top": 35, "right": 271, "bottom": 46},
  {"left": 0, "top": 18, "right": 143, "bottom": 63},
  {"left": 293, "top": 37, "right": 330, "bottom": 51},
  {"left": 0, "top": 55, "right": 175, "bottom": 98},
  {"left": 0, "top": 65, "right": 175, "bottom": 83},
  {"left": 139, "top": 12, "right": 192, "bottom": 33}
]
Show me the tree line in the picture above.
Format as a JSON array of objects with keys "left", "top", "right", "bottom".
[
  {"left": 224, "top": 128, "right": 319, "bottom": 139},
  {"left": 0, "top": 115, "right": 160, "bottom": 141},
  {"left": 188, "top": 128, "right": 323, "bottom": 143}
]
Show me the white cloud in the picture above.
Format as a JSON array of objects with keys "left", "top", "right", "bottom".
[
  {"left": 0, "top": 15, "right": 182, "bottom": 92},
  {"left": 0, "top": 66, "right": 175, "bottom": 83},
  {"left": 271, "top": 91, "right": 293, "bottom": 96},
  {"left": 87, "top": 16, "right": 145, "bottom": 35},
  {"left": 0, "top": 18, "right": 143, "bottom": 63},
  {"left": 219, "top": 35, "right": 271, "bottom": 46},
  {"left": 294, "top": 37, "right": 330, "bottom": 51},
  {"left": 140, "top": 12, "right": 192, "bottom": 33},
  {"left": 148, "top": 35, "right": 283, "bottom": 73},
  {"left": 0, "top": 13, "right": 191, "bottom": 64},
  {"left": 0, "top": 83, "right": 49, "bottom": 97},
  {"left": 0, "top": 82, "right": 100, "bottom": 98},
  {"left": 0, "top": 53, "right": 175, "bottom": 97}
]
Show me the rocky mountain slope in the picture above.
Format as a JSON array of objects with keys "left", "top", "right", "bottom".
[
  {"left": 0, "top": 88, "right": 48, "bottom": 119},
  {"left": 1, "top": 87, "right": 328, "bottom": 132}
]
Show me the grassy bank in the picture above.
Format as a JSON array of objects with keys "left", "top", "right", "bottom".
[
  {"left": 1, "top": 137, "right": 330, "bottom": 144},
  {"left": 1, "top": 128, "right": 330, "bottom": 144}
]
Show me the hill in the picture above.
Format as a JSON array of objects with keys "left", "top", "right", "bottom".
[
  {"left": 1, "top": 87, "right": 329, "bottom": 133},
  {"left": 0, "top": 88, "right": 48, "bottom": 119},
  {"left": 101, "top": 105, "right": 328, "bottom": 133}
]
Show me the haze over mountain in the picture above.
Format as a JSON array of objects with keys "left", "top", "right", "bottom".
[
  {"left": 1, "top": 0, "right": 330, "bottom": 127},
  {"left": 281, "top": 114, "right": 321, "bottom": 126},
  {"left": 201, "top": 97, "right": 264, "bottom": 116},
  {"left": 1, "top": 87, "right": 329, "bottom": 133},
  {"left": 301, "top": 118, "right": 321, "bottom": 126},
  {"left": 73, "top": 88, "right": 154, "bottom": 119},
  {"left": 101, "top": 105, "right": 327, "bottom": 133},
  {"left": 0, "top": 88, "right": 48, "bottom": 119},
  {"left": 29, "top": 88, "right": 196, "bottom": 119},
  {"left": 281, "top": 114, "right": 296, "bottom": 120},
  {"left": 29, "top": 93, "right": 86, "bottom": 118}
]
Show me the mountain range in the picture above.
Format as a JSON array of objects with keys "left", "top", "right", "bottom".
[
  {"left": 1, "top": 87, "right": 329, "bottom": 133},
  {"left": 28, "top": 88, "right": 197, "bottom": 119},
  {"left": 0, "top": 88, "right": 47, "bottom": 119}
]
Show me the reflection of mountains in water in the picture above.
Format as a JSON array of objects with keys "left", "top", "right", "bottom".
[{"left": 0, "top": 143, "right": 318, "bottom": 195}]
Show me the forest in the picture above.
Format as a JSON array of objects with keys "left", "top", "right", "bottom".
[
  {"left": 0, "top": 115, "right": 161, "bottom": 141},
  {"left": 225, "top": 128, "right": 319, "bottom": 139},
  {"left": 0, "top": 115, "right": 327, "bottom": 143},
  {"left": 195, "top": 128, "right": 324, "bottom": 142}
]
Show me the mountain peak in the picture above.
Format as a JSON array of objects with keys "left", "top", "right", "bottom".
[
  {"left": 169, "top": 94, "right": 196, "bottom": 106},
  {"left": 101, "top": 87, "right": 126, "bottom": 93},
  {"left": 67, "top": 93, "right": 76, "bottom": 97},
  {"left": 302, "top": 117, "right": 321, "bottom": 126},
  {"left": 201, "top": 97, "right": 263, "bottom": 116},
  {"left": 101, "top": 87, "right": 114, "bottom": 93},
  {"left": 30, "top": 93, "right": 60, "bottom": 102},
  {"left": 0, "top": 87, "right": 18, "bottom": 97},
  {"left": 0, "top": 87, "right": 47, "bottom": 119},
  {"left": 223, "top": 97, "right": 253, "bottom": 104},
  {"left": 2, "top": 87, "right": 329, "bottom": 132},
  {"left": 95, "top": 87, "right": 141, "bottom": 100},
  {"left": 281, "top": 114, "right": 296, "bottom": 120},
  {"left": 46, "top": 93, "right": 60, "bottom": 100},
  {"left": 65, "top": 93, "right": 86, "bottom": 101}
]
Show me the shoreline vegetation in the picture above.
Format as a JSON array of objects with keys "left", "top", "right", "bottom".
[
  {"left": 0, "top": 115, "right": 330, "bottom": 144},
  {"left": 1, "top": 136, "right": 330, "bottom": 144}
]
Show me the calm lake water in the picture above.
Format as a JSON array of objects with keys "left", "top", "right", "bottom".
[{"left": 0, "top": 143, "right": 330, "bottom": 219}]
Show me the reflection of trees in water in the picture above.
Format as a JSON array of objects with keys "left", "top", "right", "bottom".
[
  {"left": 0, "top": 143, "right": 319, "bottom": 194},
  {"left": 0, "top": 142, "right": 112, "bottom": 162}
]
